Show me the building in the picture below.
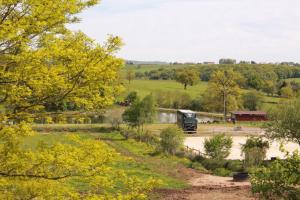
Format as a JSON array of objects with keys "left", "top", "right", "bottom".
[{"left": 231, "top": 111, "right": 267, "bottom": 122}]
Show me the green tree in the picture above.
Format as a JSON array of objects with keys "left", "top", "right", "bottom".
[
  {"left": 265, "top": 99, "right": 300, "bottom": 145},
  {"left": 204, "top": 134, "right": 233, "bottom": 160},
  {"left": 280, "top": 85, "right": 295, "bottom": 98},
  {"left": 126, "top": 68, "right": 135, "bottom": 84},
  {"left": 241, "top": 137, "right": 269, "bottom": 168},
  {"left": 0, "top": 0, "right": 156, "bottom": 198},
  {"left": 159, "top": 126, "right": 184, "bottom": 155},
  {"left": 122, "top": 94, "right": 157, "bottom": 131},
  {"left": 209, "top": 69, "right": 242, "bottom": 121},
  {"left": 175, "top": 68, "right": 199, "bottom": 89},
  {"left": 242, "top": 90, "right": 264, "bottom": 111},
  {"left": 125, "top": 91, "right": 138, "bottom": 104}
]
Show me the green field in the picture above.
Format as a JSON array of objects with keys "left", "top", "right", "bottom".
[
  {"left": 125, "top": 79, "right": 208, "bottom": 98},
  {"left": 25, "top": 131, "right": 190, "bottom": 193},
  {"left": 286, "top": 78, "right": 300, "bottom": 83},
  {"left": 124, "top": 79, "right": 281, "bottom": 111}
]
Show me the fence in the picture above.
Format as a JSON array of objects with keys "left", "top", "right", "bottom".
[{"left": 184, "top": 145, "right": 207, "bottom": 158}]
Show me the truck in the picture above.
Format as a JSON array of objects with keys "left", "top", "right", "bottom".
[{"left": 176, "top": 109, "right": 197, "bottom": 133}]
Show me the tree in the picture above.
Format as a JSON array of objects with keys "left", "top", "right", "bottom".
[
  {"left": 122, "top": 94, "right": 156, "bottom": 131},
  {"left": 175, "top": 68, "right": 199, "bottom": 89},
  {"left": 242, "top": 91, "right": 263, "bottom": 111},
  {"left": 126, "top": 68, "right": 135, "bottom": 84},
  {"left": 265, "top": 99, "right": 300, "bottom": 145},
  {"left": 125, "top": 91, "right": 138, "bottom": 104},
  {"left": 241, "top": 137, "right": 269, "bottom": 168},
  {"left": 219, "top": 58, "right": 236, "bottom": 65},
  {"left": 0, "top": 0, "right": 155, "bottom": 198},
  {"left": 159, "top": 126, "right": 184, "bottom": 155},
  {"left": 204, "top": 134, "right": 233, "bottom": 160},
  {"left": 262, "top": 80, "right": 276, "bottom": 96},
  {"left": 280, "top": 85, "right": 295, "bottom": 98},
  {"left": 209, "top": 69, "right": 242, "bottom": 121}
]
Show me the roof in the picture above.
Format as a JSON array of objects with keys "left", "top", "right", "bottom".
[
  {"left": 178, "top": 109, "right": 196, "bottom": 114},
  {"left": 231, "top": 111, "right": 267, "bottom": 115}
]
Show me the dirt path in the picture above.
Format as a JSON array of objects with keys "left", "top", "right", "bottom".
[{"left": 156, "top": 171, "right": 255, "bottom": 200}]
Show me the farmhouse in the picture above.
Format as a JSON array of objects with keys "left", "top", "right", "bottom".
[{"left": 231, "top": 111, "right": 267, "bottom": 122}]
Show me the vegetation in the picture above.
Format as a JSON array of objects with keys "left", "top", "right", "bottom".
[
  {"left": 204, "top": 134, "right": 233, "bottom": 160},
  {"left": 265, "top": 99, "right": 300, "bottom": 145},
  {"left": 159, "top": 126, "right": 185, "bottom": 155},
  {"left": 207, "top": 69, "right": 242, "bottom": 120},
  {"left": 241, "top": 137, "right": 269, "bottom": 168},
  {"left": 250, "top": 152, "right": 300, "bottom": 199},
  {"left": 0, "top": 0, "right": 157, "bottom": 198},
  {"left": 242, "top": 91, "right": 264, "bottom": 111},
  {"left": 122, "top": 94, "right": 157, "bottom": 132},
  {"left": 175, "top": 68, "right": 199, "bottom": 89}
]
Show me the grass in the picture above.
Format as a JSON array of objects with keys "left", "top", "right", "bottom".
[
  {"left": 125, "top": 79, "right": 208, "bottom": 98},
  {"left": 23, "top": 131, "right": 190, "bottom": 191},
  {"left": 286, "top": 78, "right": 300, "bottom": 83}
]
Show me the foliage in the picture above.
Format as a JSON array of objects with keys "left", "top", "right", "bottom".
[
  {"left": 125, "top": 91, "right": 138, "bottom": 104},
  {"left": 242, "top": 90, "right": 264, "bottom": 111},
  {"left": 122, "top": 94, "right": 157, "bottom": 130},
  {"left": 208, "top": 69, "right": 242, "bottom": 120},
  {"left": 241, "top": 137, "right": 269, "bottom": 168},
  {"left": 213, "top": 168, "right": 232, "bottom": 177},
  {"left": 175, "top": 68, "right": 199, "bottom": 89},
  {"left": 250, "top": 152, "right": 300, "bottom": 200},
  {"left": 280, "top": 85, "right": 295, "bottom": 98},
  {"left": 126, "top": 68, "right": 135, "bottom": 84},
  {"left": 0, "top": 0, "right": 156, "bottom": 198},
  {"left": 265, "top": 99, "right": 300, "bottom": 145},
  {"left": 159, "top": 126, "right": 184, "bottom": 155},
  {"left": 204, "top": 134, "right": 233, "bottom": 160}
]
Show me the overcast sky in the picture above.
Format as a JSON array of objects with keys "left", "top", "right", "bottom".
[{"left": 71, "top": 0, "right": 300, "bottom": 63}]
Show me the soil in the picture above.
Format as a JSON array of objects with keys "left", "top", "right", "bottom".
[{"left": 154, "top": 165, "right": 255, "bottom": 200}]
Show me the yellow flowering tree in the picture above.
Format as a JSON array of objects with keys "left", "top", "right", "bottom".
[{"left": 0, "top": 0, "right": 156, "bottom": 198}]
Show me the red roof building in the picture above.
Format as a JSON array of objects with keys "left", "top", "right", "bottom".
[{"left": 231, "top": 111, "right": 267, "bottom": 122}]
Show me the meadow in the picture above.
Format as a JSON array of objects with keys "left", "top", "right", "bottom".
[{"left": 124, "top": 79, "right": 283, "bottom": 111}]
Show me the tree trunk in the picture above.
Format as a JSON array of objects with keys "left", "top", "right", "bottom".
[
  {"left": 184, "top": 83, "right": 187, "bottom": 90},
  {"left": 223, "top": 92, "right": 227, "bottom": 122}
]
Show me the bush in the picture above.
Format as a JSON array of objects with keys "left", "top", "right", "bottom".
[
  {"left": 204, "top": 134, "right": 233, "bottom": 160},
  {"left": 189, "top": 162, "right": 210, "bottom": 173},
  {"left": 213, "top": 168, "right": 232, "bottom": 177},
  {"left": 159, "top": 126, "right": 184, "bottom": 155},
  {"left": 250, "top": 152, "right": 300, "bottom": 199},
  {"left": 201, "top": 158, "right": 226, "bottom": 170},
  {"left": 241, "top": 137, "right": 269, "bottom": 168},
  {"left": 225, "top": 160, "right": 243, "bottom": 172}
]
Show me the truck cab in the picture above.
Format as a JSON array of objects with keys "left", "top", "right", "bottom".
[{"left": 177, "top": 109, "right": 197, "bottom": 133}]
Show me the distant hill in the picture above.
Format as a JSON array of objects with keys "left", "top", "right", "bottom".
[{"left": 126, "top": 60, "right": 169, "bottom": 65}]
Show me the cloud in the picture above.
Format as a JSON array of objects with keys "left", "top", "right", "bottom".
[{"left": 71, "top": 0, "right": 300, "bottom": 62}]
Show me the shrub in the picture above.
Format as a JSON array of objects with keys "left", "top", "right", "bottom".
[
  {"left": 189, "top": 162, "right": 210, "bottom": 173},
  {"left": 250, "top": 152, "right": 300, "bottom": 199},
  {"left": 213, "top": 168, "right": 232, "bottom": 177},
  {"left": 241, "top": 137, "right": 269, "bottom": 168},
  {"left": 225, "top": 160, "right": 243, "bottom": 172},
  {"left": 204, "top": 134, "right": 233, "bottom": 160},
  {"left": 201, "top": 158, "right": 226, "bottom": 170},
  {"left": 159, "top": 126, "right": 184, "bottom": 155}
]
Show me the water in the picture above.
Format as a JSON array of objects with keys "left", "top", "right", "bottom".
[{"left": 157, "top": 111, "right": 217, "bottom": 124}]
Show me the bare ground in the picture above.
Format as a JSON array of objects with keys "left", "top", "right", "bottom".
[{"left": 154, "top": 166, "right": 255, "bottom": 200}]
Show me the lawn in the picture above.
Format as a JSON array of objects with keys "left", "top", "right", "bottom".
[
  {"left": 24, "top": 131, "right": 190, "bottom": 192},
  {"left": 286, "top": 78, "right": 300, "bottom": 83},
  {"left": 125, "top": 79, "right": 208, "bottom": 98}
]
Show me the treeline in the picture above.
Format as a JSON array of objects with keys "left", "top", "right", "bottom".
[{"left": 133, "top": 64, "right": 300, "bottom": 90}]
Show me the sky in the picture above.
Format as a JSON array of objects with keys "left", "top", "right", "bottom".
[{"left": 70, "top": 0, "right": 300, "bottom": 63}]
